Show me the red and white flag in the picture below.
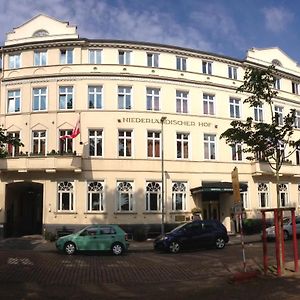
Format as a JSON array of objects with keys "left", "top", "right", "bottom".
[{"left": 60, "top": 119, "right": 80, "bottom": 139}]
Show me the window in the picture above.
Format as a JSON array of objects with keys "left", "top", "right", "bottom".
[
  {"left": 58, "top": 181, "right": 74, "bottom": 211},
  {"left": 176, "top": 91, "right": 188, "bottom": 113},
  {"left": 32, "top": 130, "right": 46, "bottom": 155},
  {"left": 89, "top": 129, "right": 103, "bottom": 157},
  {"left": 229, "top": 98, "right": 241, "bottom": 118},
  {"left": 203, "top": 94, "right": 215, "bottom": 115},
  {"left": 59, "top": 86, "right": 73, "bottom": 110},
  {"left": 279, "top": 183, "right": 288, "bottom": 207},
  {"left": 8, "top": 90, "right": 20, "bottom": 113},
  {"left": 258, "top": 183, "right": 269, "bottom": 208},
  {"left": 295, "top": 111, "right": 300, "bottom": 128},
  {"left": 241, "top": 187, "right": 249, "bottom": 209},
  {"left": 204, "top": 134, "right": 216, "bottom": 160},
  {"left": 60, "top": 49, "right": 73, "bottom": 64},
  {"left": 147, "top": 53, "right": 159, "bottom": 67},
  {"left": 231, "top": 143, "right": 242, "bottom": 161},
  {"left": 176, "top": 133, "right": 189, "bottom": 159},
  {"left": 118, "top": 86, "right": 132, "bottom": 109},
  {"left": 119, "top": 50, "right": 131, "bottom": 65},
  {"left": 146, "top": 88, "right": 160, "bottom": 111},
  {"left": 147, "top": 131, "right": 160, "bottom": 158},
  {"left": 117, "top": 181, "right": 133, "bottom": 211},
  {"left": 146, "top": 182, "right": 161, "bottom": 211},
  {"left": 274, "top": 78, "right": 281, "bottom": 90},
  {"left": 274, "top": 105, "right": 284, "bottom": 125},
  {"left": 9, "top": 54, "right": 20, "bottom": 69},
  {"left": 34, "top": 50, "right": 47, "bottom": 66},
  {"left": 88, "top": 49, "right": 101, "bottom": 64},
  {"left": 202, "top": 61, "right": 212, "bottom": 75},
  {"left": 88, "top": 86, "right": 102, "bottom": 109},
  {"left": 172, "top": 182, "right": 187, "bottom": 211},
  {"left": 292, "top": 82, "right": 299, "bottom": 95},
  {"left": 254, "top": 105, "right": 263, "bottom": 122},
  {"left": 59, "top": 130, "right": 73, "bottom": 153},
  {"left": 118, "top": 130, "right": 132, "bottom": 157},
  {"left": 176, "top": 56, "right": 186, "bottom": 71},
  {"left": 7, "top": 132, "right": 20, "bottom": 157},
  {"left": 87, "top": 181, "right": 104, "bottom": 212},
  {"left": 228, "top": 66, "right": 237, "bottom": 79},
  {"left": 32, "top": 87, "right": 47, "bottom": 111}
]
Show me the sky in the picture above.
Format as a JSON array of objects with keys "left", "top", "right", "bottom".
[{"left": 0, "top": 0, "right": 298, "bottom": 62}]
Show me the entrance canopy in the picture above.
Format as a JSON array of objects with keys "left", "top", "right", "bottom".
[{"left": 190, "top": 181, "right": 248, "bottom": 195}]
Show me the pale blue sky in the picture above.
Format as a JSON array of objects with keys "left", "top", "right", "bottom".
[{"left": 0, "top": 0, "right": 298, "bottom": 61}]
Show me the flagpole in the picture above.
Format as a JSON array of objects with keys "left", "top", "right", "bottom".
[{"left": 79, "top": 112, "right": 82, "bottom": 144}]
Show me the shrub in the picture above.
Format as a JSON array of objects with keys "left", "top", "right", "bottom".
[{"left": 44, "top": 231, "right": 56, "bottom": 242}]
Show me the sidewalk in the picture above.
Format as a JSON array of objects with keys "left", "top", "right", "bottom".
[{"left": 0, "top": 233, "right": 262, "bottom": 252}]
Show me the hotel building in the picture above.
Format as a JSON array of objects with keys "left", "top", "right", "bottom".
[{"left": 1, "top": 14, "right": 300, "bottom": 238}]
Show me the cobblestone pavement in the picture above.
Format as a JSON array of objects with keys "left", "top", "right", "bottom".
[{"left": 0, "top": 236, "right": 300, "bottom": 299}]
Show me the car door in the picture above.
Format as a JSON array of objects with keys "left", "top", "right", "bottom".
[
  {"left": 97, "top": 226, "right": 117, "bottom": 251},
  {"left": 197, "top": 222, "right": 216, "bottom": 247},
  {"left": 76, "top": 226, "right": 100, "bottom": 251},
  {"left": 179, "top": 222, "right": 203, "bottom": 249},
  {"left": 295, "top": 217, "right": 300, "bottom": 235}
]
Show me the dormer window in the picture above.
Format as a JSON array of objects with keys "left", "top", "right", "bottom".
[
  {"left": 272, "top": 59, "right": 282, "bottom": 67},
  {"left": 33, "top": 30, "right": 49, "bottom": 37}
]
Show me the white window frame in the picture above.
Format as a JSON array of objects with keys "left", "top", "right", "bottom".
[
  {"left": 145, "top": 181, "right": 161, "bottom": 211},
  {"left": 59, "top": 86, "right": 73, "bottom": 110},
  {"left": 231, "top": 143, "right": 242, "bottom": 161},
  {"left": 87, "top": 181, "right": 105, "bottom": 212},
  {"left": 59, "top": 130, "right": 73, "bottom": 154},
  {"left": 258, "top": 183, "right": 269, "bottom": 208},
  {"left": 203, "top": 94, "right": 215, "bottom": 115},
  {"left": 202, "top": 61, "right": 212, "bottom": 75},
  {"left": 117, "top": 181, "right": 134, "bottom": 211},
  {"left": 176, "top": 56, "right": 186, "bottom": 71},
  {"left": 118, "top": 50, "right": 131, "bottom": 65},
  {"left": 88, "top": 86, "right": 102, "bottom": 109},
  {"left": 146, "top": 88, "right": 160, "bottom": 111},
  {"left": 176, "top": 132, "right": 189, "bottom": 159},
  {"left": 228, "top": 65, "right": 237, "bottom": 79},
  {"left": 241, "top": 187, "right": 249, "bottom": 209},
  {"left": 295, "top": 111, "right": 300, "bottom": 128},
  {"left": 7, "top": 131, "right": 20, "bottom": 157},
  {"left": 292, "top": 82, "right": 299, "bottom": 95},
  {"left": 254, "top": 104, "right": 264, "bottom": 122},
  {"left": 204, "top": 134, "right": 216, "bottom": 160},
  {"left": 60, "top": 49, "right": 73, "bottom": 64},
  {"left": 34, "top": 50, "right": 47, "bottom": 66},
  {"left": 147, "top": 53, "right": 159, "bottom": 67},
  {"left": 32, "top": 130, "right": 46, "bottom": 155},
  {"left": 172, "top": 182, "right": 187, "bottom": 211},
  {"left": 58, "top": 181, "right": 74, "bottom": 212},
  {"left": 229, "top": 97, "right": 241, "bottom": 118},
  {"left": 9, "top": 53, "right": 21, "bottom": 69},
  {"left": 32, "top": 87, "right": 47, "bottom": 111},
  {"left": 176, "top": 90, "right": 188, "bottom": 113},
  {"left": 274, "top": 78, "right": 281, "bottom": 90},
  {"left": 279, "top": 183, "right": 289, "bottom": 207},
  {"left": 7, "top": 89, "right": 21, "bottom": 113},
  {"left": 118, "top": 130, "right": 133, "bottom": 157},
  {"left": 118, "top": 86, "right": 132, "bottom": 109},
  {"left": 88, "top": 49, "right": 102, "bottom": 64},
  {"left": 274, "top": 105, "right": 284, "bottom": 126},
  {"left": 89, "top": 129, "right": 103, "bottom": 157},
  {"left": 147, "top": 131, "right": 161, "bottom": 158}
]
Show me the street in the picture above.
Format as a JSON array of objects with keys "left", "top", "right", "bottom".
[{"left": 0, "top": 239, "right": 300, "bottom": 299}]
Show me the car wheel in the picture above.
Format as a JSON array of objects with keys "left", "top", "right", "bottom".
[
  {"left": 283, "top": 230, "right": 289, "bottom": 241},
  {"left": 169, "top": 241, "right": 180, "bottom": 254},
  {"left": 111, "top": 242, "right": 124, "bottom": 255},
  {"left": 215, "top": 237, "right": 226, "bottom": 249},
  {"left": 64, "top": 242, "right": 76, "bottom": 255}
]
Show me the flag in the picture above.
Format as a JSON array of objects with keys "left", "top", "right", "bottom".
[{"left": 60, "top": 119, "right": 80, "bottom": 139}]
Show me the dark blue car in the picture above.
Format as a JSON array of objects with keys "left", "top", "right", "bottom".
[{"left": 154, "top": 220, "right": 229, "bottom": 253}]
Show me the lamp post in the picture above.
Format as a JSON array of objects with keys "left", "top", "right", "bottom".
[{"left": 161, "top": 116, "right": 167, "bottom": 236}]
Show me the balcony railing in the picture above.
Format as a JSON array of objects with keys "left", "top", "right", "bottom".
[{"left": 0, "top": 152, "right": 82, "bottom": 172}]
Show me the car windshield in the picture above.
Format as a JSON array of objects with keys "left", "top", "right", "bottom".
[
  {"left": 283, "top": 218, "right": 290, "bottom": 225},
  {"left": 170, "top": 223, "right": 188, "bottom": 233}
]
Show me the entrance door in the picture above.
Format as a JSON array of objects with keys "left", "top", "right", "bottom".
[
  {"left": 202, "top": 201, "right": 219, "bottom": 220},
  {"left": 5, "top": 182, "right": 43, "bottom": 237}
]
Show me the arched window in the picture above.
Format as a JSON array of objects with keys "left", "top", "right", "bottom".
[
  {"left": 87, "top": 181, "right": 104, "bottom": 211},
  {"left": 145, "top": 182, "right": 161, "bottom": 211},
  {"left": 272, "top": 59, "right": 282, "bottom": 67},
  {"left": 117, "top": 181, "right": 133, "bottom": 211},
  {"left": 172, "top": 182, "right": 187, "bottom": 211},
  {"left": 58, "top": 181, "right": 74, "bottom": 211},
  {"left": 33, "top": 29, "right": 49, "bottom": 37},
  {"left": 258, "top": 183, "right": 268, "bottom": 208}
]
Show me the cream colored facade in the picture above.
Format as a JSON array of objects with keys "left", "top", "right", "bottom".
[{"left": 1, "top": 14, "right": 300, "bottom": 237}]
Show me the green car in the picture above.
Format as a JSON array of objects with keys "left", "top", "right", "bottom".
[{"left": 55, "top": 224, "right": 130, "bottom": 255}]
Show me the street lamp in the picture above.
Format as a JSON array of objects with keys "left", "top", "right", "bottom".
[{"left": 160, "top": 116, "right": 167, "bottom": 236}]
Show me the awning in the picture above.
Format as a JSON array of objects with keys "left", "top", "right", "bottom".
[{"left": 190, "top": 181, "right": 248, "bottom": 195}]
